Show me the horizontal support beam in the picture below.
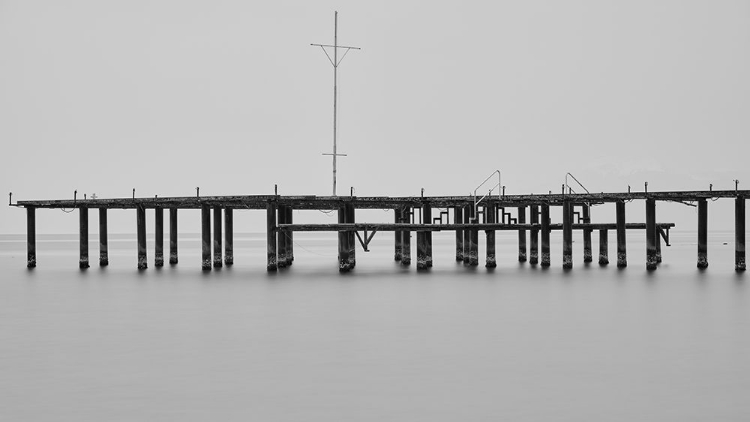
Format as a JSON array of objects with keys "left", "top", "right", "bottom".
[
  {"left": 278, "top": 222, "right": 676, "bottom": 232},
  {"left": 13, "top": 190, "right": 747, "bottom": 210}
]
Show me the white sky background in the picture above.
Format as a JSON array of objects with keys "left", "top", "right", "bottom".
[{"left": 1, "top": 0, "right": 749, "bottom": 234}]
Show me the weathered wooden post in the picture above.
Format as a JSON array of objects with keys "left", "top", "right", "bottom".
[
  {"left": 582, "top": 204, "right": 592, "bottom": 263},
  {"left": 454, "top": 206, "right": 464, "bottom": 261},
  {"left": 424, "top": 203, "right": 432, "bottom": 268},
  {"left": 416, "top": 229, "right": 427, "bottom": 270},
  {"left": 469, "top": 205, "right": 479, "bottom": 266},
  {"left": 517, "top": 206, "right": 527, "bottom": 262},
  {"left": 697, "top": 198, "right": 708, "bottom": 269},
  {"left": 169, "top": 208, "right": 178, "bottom": 265},
  {"left": 401, "top": 207, "right": 411, "bottom": 266},
  {"left": 213, "top": 206, "right": 222, "bottom": 268},
  {"left": 154, "top": 207, "right": 164, "bottom": 267},
  {"left": 463, "top": 204, "right": 472, "bottom": 265},
  {"left": 225, "top": 207, "right": 233, "bottom": 266},
  {"left": 485, "top": 202, "right": 497, "bottom": 268},
  {"left": 201, "top": 204, "right": 211, "bottom": 270},
  {"left": 736, "top": 196, "right": 746, "bottom": 272},
  {"left": 346, "top": 203, "right": 356, "bottom": 268},
  {"left": 99, "top": 208, "right": 108, "bottom": 266},
  {"left": 394, "top": 209, "right": 403, "bottom": 261},
  {"left": 26, "top": 207, "right": 36, "bottom": 268},
  {"left": 79, "top": 206, "right": 89, "bottom": 269},
  {"left": 277, "top": 205, "right": 288, "bottom": 268},
  {"left": 137, "top": 205, "right": 147, "bottom": 270},
  {"left": 338, "top": 205, "right": 350, "bottom": 272},
  {"left": 599, "top": 229, "right": 609, "bottom": 265},
  {"left": 616, "top": 200, "right": 627, "bottom": 268},
  {"left": 540, "top": 204, "right": 550, "bottom": 267},
  {"left": 529, "top": 205, "right": 539, "bottom": 265},
  {"left": 266, "top": 202, "right": 277, "bottom": 271},
  {"left": 562, "top": 200, "right": 573, "bottom": 269},
  {"left": 286, "top": 206, "right": 294, "bottom": 264},
  {"left": 646, "top": 198, "right": 657, "bottom": 270},
  {"left": 655, "top": 227, "right": 662, "bottom": 263}
]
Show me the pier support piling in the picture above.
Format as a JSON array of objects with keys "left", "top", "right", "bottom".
[
  {"left": 347, "top": 203, "right": 356, "bottom": 268},
  {"left": 394, "top": 209, "right": 402, "bottom": 261},
  {"left": 401, "top": 208, "right": 411, "bottom": 266},
  {"left": 169, "top": 208, "right": 178, "bottom": 265},
  {"left": 287, "top": 206, "right": 294, "bottom": 264},
  {"left": 616, "top": 201, "right": 627, "bottom": 268},
  {"left": 278, "top": 205, "right": 288, "bottom": 268},
  {"left": 486, "top": 202, "right": 497, "bottom": 268},
  {"left": 736, "top": 196, "right": 746, "bottom": 272},
  {"left": 646, "top": 198, "right": 657, "bottom": 270},
  {"left": 225, "top": 208, "right": 234, "bottom": 266},
  {"left": 424, "top": 203, "right": 432, "bottom": 268},
  {"left": 697, "top": 198, "right": 708, "bottom": 269},
  {"left": 454, "top": 206, "right": 464, "bottom": 261},
  {"left": 518, "top": 206, "right": 527, "bottom": 262},
  {"left": 79, "top": 207, "right": 89, "bottom": 269},
  {"left": 469, "top": 205, "right": 479, "bottom": 266},
  {"left": 541, "top": 204, "right": 550, "bottom": 267},
  {"left": 99, "top": 208, "right": 108, "bottom": 266},
  {"left": 562, "top": 201, "right": 573, "bottom": 269},
  {"left": 416, "top": 230, "right": 427, "bottom": 270},
  {"left": 155, "top": 207, "right": 164, "bottom": 267},
  {"left": 599, "top": 229, "right": 609, "bottom": 265},
  {"left": 463, "top": 205, "right": 472, "bottom": 265},
  {"left": 213, "top": 206, "right": 222, "bottom": 268},
  {"left": 26, "top": 207, "right": 36, "bottom": 268},
  {"left": 338, "top": 205, "right": 351, "bottom": 272},
  {"left": 582, "top": 205, "right": 592, "bottom": 263},
  {"left": 655, "top": 228, "right": 662, "bottom": 263},
  {"left": 417, "top": 204, "right": 432, "bottom": 270},
  {"left": 201, "top": 205, "right": 211, "bottom": 270},
  {"left": 137, "top": 206, "right": 147, "bottom": 270},
  {"left": 529, "top": 205, "right": 539, "bottom": 265},
  {"left": 266, "top": 203, "right": 277, "bottom": 271}
]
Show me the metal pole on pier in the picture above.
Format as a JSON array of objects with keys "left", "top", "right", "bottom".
[{"left": 311, "top": 11, "right": 360, "bottom": 196}]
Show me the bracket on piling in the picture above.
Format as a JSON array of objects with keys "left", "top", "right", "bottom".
[
  {"left": 658, "top": 227, "right": 671, "bottom": 246},
  {"left": 354, "top": 229, "right": 377, "bottom": 252}
]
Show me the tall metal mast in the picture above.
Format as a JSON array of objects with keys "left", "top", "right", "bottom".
[{"left": 311, "top": 11, "right": 360, "bottom": 196}]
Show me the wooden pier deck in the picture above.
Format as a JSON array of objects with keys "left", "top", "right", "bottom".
[{"left": 10, "top": 189, "right": 748, "bottom": 272}]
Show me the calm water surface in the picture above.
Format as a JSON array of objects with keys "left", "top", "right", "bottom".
[{"left": 1, "top": 231, "right": 748, "bottom": 421}]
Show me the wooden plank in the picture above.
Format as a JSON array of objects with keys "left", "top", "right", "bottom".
[{"left": 276, "top": 222, "right": 676, "bottom": 232}]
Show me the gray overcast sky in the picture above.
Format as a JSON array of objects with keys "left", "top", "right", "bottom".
[{"left": 1, "top": 0, "right": 749, "bottom": 234}]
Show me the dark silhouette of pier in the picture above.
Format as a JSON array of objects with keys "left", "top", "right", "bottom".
[{"left": 10, "top": 188, "right": 748, "bottom": 272}]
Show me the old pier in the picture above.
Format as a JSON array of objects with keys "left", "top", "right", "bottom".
[{"left": 11, "top": 188, "right": 749, "bottom": 273}]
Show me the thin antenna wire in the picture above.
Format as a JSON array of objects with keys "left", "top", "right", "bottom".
[{"left": 311, "top": 11, "right": 361, "bottom": 196}]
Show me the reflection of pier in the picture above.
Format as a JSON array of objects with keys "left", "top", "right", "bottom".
[{"left": 11, "top": 189, "right": 748, "bottom": 272}]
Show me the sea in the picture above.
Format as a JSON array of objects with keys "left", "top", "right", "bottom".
[{"left": 1, "top": 230, "right": 748, "bottom": 421}]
